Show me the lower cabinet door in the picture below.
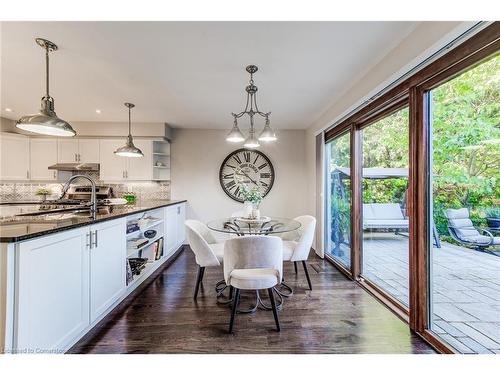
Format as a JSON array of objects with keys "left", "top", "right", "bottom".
[
  {"left": 176, "top": 203, "right": 186, "bottom": 247},
  {"left": 89, "top": 219, "right": 126, "bottom": 323},
  {"left": 16, "top": 228, "right": 89, "bottom": 353},
  {"left": 165, "top": 205, "right": 178, "bottom": 254}
]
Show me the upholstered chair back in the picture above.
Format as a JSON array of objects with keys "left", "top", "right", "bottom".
[
  {"left": 444, "top": 208, "right": 480, "bottom": 239},
  {"left": 185, "top": 220, "right": 220, "bottom": 267},
  {"left": 223, "top": 236, "right": 283, "bottom": 286},
  {"left": 290, "top": 215, "right": 316, "bottom": 261}
]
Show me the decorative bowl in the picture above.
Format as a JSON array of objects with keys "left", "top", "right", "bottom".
[{"left": 144, "top": 229, "right": 157, "bottom": 239}]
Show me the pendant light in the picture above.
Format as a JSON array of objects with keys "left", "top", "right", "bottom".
[
  {"left": 228, "top": 65, "right": 276, "bottom": 146},
  {"left": 258, "top": 115, "right": 277, "bottom": 142},
  {"left": 226, "top": 115, "right": 245, "bottom": 142},
  {"left": 16, "top": 38, "right": 76, "bottom": 137},
  {"left": 114, "top": 103, "right": 144, "bottom": 158}
]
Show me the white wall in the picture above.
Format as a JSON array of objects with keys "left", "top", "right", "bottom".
[{"left": 170, "top": 129, "right": 308, "bottom": 223}]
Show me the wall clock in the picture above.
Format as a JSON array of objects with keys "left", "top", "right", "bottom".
[{"left": 219, "top": 149, "right": 275, "bottom": 203}]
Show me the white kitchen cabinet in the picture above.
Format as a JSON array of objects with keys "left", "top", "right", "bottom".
[
  {"left": 100, "top": 139, "right": 154, "bottom": 181},
  {"left": 99, "top": 139, "right": 128, "bottom": 181},
  {"left": 165, "top": 203, "right": 186, "bottom": 254},
  {"left": 58, "top": 139, "right": 99, "bottom": 163},
  {"left": 0, "top": 133, "right": 30, "bottom": 181},
  {"left": 16, "top": 228, "right": 90, "bottom": 352},
  {"left": 176, "top": 203, "right": 186, "bottom": 247},
  {"left": 89, "top": 219, "right": 126, "bottom": 322},
  {"left": 30, "top": 138, "right": 58, "bottom": 180},
  {"left": 77, "top": 139, "right": 100, "bottom": 163},
  {"left": 165, "top": 205, "right": 178, "bottom": 254},
  {"left": 57, "top": 139, "right": 79, "bottom": 163},
  {"left": 127, "top": 139, "right": 153, "bottom": 180}
]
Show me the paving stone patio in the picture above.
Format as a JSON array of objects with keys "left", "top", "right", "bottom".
[{"left": 328, "top": 232, "right": 500, "bottom": 353}]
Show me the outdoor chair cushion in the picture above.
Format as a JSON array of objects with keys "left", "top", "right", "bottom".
[
  {"left": 363, "top": 203, "right": 408, "bottom": 229},
  {"left": 444, "top": 208, "right": 499, "bottom": 246}
]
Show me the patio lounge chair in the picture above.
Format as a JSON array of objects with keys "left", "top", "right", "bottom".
[
  {"left": 363, "top": 203, "right": 408, "bottom": 231},
  {"left": 444, "top": 208, "right": 499, "bottom": 252}
]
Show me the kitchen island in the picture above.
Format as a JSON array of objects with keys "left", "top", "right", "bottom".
[{"left": 0, "top": 199, "right": 186, "bottom": 353}]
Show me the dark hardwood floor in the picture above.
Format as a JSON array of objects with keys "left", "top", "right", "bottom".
[{"left": 69, "top": 247, "right": 435, "bottom": 354}]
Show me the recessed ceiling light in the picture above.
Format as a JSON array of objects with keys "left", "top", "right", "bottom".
[
  {"left": 95, "top": 109, "right": 102, "bottom": 114},
  {"left": 5, "top": 108, "right": 13, "bottom": 112}
]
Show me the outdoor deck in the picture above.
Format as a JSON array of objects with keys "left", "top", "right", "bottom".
[{"left": 330, "top": 233, "right": 500, "bottom": 353}]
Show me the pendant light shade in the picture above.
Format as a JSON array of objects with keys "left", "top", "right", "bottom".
[
  {"left": 114, "top": 103, "right": 144, "bottom": 158},
  {"left": 243, "top": 130, "right": 260, "bottom": 148},
  {"left": 226, "top": 116, "right": 245, "bottom": 142},
  {"left": 16, "top": 38, "right": 76, "bottom": 137},
  {"left": 258, "top": 116, "right": 277, "bottom": 142}
]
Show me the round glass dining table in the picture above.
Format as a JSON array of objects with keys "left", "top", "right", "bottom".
[
  {"left": 207, "top": 216, "right": 301, "bottom": 313},
  {"left": 207, "top": 216, "right": 301, "bottom": 236}
]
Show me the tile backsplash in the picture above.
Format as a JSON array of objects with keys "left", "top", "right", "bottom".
[{"left": 0, "top": 171, "right": 170, "bottom": 202}]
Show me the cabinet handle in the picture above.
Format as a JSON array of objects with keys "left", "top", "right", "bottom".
[
  {"left": 75, "top": 153, "right": 77, "bottom": 162},
  {"left": 91, "top": 230, "right": 98, "bottom": 248},
  {"left": 53, "top": 171, "right": 56, "bottom": 179},
  {"left": 86, "top": 232, "right": 91, "bottom": 249},
  {"left": 26, "top": 170, "right": 29, "bottom": 179},
  {"left": 78, "top": 153, "right": 81, "bottom": 162},
  {"left": 122, "top": 171, "right": 125, "bottom": 178}
]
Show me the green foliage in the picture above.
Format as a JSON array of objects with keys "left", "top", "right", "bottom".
[
  {"left": 240, "top": 184, "right": 262, "bottom": 204},
  {"left": 328, "top": 55, "right": 500, "bottom": 237}
]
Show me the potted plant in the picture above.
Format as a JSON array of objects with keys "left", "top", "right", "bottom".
[
  {"left": 240, "top": 185, "right": 263, "bottom": 219},
  {"left": 484, "top": 207, "right": 500, "bottom": 229},
  {"left": 35, "top": 187, "right": 52, "bottom": 202}
]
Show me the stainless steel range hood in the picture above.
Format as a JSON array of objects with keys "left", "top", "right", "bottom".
[{"left": 48, "top": 163, "right": 100, "bottom": 172}]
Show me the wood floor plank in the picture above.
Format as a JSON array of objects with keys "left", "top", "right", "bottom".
[{"left": 68, "top": 247, "right": 435, "bottom": 354}]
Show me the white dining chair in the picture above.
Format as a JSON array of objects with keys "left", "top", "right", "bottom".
[
  {"left": 224, "top": 235, "right": 283, "bottom": 333},
  {"left": 282, "top": 215, "right": 316, "bottom": 290},
  {"left": 185, "top": 220, "right": 225, "bottom": 300}
]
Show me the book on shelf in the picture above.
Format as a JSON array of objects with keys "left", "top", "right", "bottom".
[
  {"left": 156, "top": 237, "right": 164, "bottom": 260},
  {"left": 127, "top": 238, "right": 149, "bottom": 249}
]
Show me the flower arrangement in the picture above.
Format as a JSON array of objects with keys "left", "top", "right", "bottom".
[{"left": 240, "top": 184, "right": 263, "bottom": 205}]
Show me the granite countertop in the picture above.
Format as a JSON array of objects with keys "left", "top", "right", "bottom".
[{"left": 0, "top": 199, "right": 186, "bottom": 243}]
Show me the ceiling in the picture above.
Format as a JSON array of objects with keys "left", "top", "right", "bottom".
[{"left": 1, "top": 22, "right": 419, "bottom": 129}]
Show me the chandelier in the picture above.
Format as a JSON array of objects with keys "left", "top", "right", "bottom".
[{"left": 226, "top": 65, "right": 277, "bottom": 147}]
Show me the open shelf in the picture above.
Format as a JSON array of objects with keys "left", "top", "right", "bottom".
[
  {"left": 126, "top": 233, "right": 163, "bottom": 257},
  {"left": 126, "top": 219, "right": 164, "bottom": 237}
]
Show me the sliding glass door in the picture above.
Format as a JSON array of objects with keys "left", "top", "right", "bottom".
[
  {"left": 360, "top": 107, "right": 410, "bottom": 306},
  {"left": 325, "top": 131, "right": 352, "bottom": 269},
  {"left": 428, "top": 55, "right": 500, "bottom": 353}
]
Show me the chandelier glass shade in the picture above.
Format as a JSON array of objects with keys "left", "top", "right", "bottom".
[{"left": 227, "top": 65, "right": 276, "bottom": 147}]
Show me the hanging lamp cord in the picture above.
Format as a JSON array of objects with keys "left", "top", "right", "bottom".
[{"left": 45, "top": 46, "right": 50, "bottom": 98}]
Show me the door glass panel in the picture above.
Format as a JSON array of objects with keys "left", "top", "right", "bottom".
[
  {"left": 361, "top": 107, "right": 410, "bottom": 306},
  {"left": 325, "top": 131, "right": 351, "bottom": 268},
  {"left": 429, "top": 55, "right": 500, "bottom": 353}
]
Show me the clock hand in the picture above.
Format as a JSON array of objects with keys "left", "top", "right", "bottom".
[{"left": 237, "top": 170, "right": 259, "bottom": 186}]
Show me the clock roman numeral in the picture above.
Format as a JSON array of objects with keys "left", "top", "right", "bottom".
[
  {"left": 223, "top": 173, "right": 234, "bottom": 179},
  {"left": 233, "top": 154, "right": 242, "bottom": 164},
  {"left": 226, "top": 164, "right": 237, "bottom": 169},
  {"left": 225, "top": 180, "right": 236, "bottom": 190},
  {"left": 234, "top": 186, "right": 240, "bottom": 197},
  {"left": 260, "top": 172, "right": 270, "bottom": 178},
  {"left": 253, "top": 154, "right": 259, "bottom": 164},
  {"left": 260, "top": 181, "right": 269, "bottom": 187},
  {"left": 244, "top": 151, "right": 250, "bottom": 163},
  {"left": 258, "top": 163, "right": 268, "bottom": 170}
]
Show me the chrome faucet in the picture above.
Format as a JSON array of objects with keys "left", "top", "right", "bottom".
[{"left": 59, "top": 175, "right": 97, "bottom": 218}]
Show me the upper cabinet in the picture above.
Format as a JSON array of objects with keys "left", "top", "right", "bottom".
[
  {"left": 0, "top": 133, "right": 30, "bottom": 181},
  {"left": 58, "top": 139, "right": 99, "bottom": 163},
  {"left": 30, "top": 138, "right": 58, "bottom": 180},
  {"left": 100, "top": 139, "right": 169, "bottom": 182},
  {"left": 99, "top": 139, "right": 128, "bottom": 181}
]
